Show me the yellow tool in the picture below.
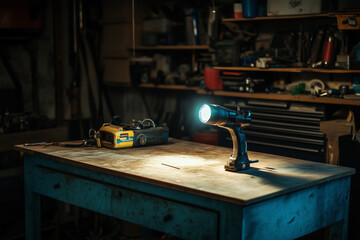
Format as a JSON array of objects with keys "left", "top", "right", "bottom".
[{"left": 99, "top": 118, "right": 169, "bottom": 149}]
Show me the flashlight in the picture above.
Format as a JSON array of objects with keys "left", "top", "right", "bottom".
[
  {"left": 199, "top": 104, "right": 258, "bottom": 171},
  {"left": 199, "top": 104, "right": 251, "bottom": 127}
]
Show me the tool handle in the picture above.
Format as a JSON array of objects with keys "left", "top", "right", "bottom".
[{"left": 24, "top": 142, "right": 52, "bottom": 146}]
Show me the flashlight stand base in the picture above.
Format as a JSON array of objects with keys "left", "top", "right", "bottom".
[
  {"left": 225, "top": 157, "right": 259, "bottom": 172},
  {"left": 223, "top": 126, "right": 258, "bottom": 171}
]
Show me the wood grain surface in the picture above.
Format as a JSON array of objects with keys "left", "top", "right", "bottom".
[{"left": 15, "top": 138, "right": 355, "bottom": 205}]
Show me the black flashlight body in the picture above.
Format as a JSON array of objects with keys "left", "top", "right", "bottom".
[
  {"left": 205, "top": 104, "right": 251, "bottom": 127},
  {"left": 199, "top": 103, "right": 258, "bottom": 171}
]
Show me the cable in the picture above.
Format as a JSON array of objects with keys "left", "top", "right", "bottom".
[{"left": 141, "top": 119, "right": 156, "bottom": 128}]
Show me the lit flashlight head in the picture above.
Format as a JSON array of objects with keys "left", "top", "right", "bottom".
[
  {"left": 199, "top": 104, "right": 211, "bottom": 123},
  {"left": 199, "top": 104, "right": 252, "bottom": 127},
  {"left": 199, "top": 104, "right": 231, "bottom": 126}
]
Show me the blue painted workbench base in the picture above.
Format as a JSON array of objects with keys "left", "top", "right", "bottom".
[{"left": 24, "top": 154, "right": 351, "bottom": 240}]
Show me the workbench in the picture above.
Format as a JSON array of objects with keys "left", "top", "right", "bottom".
[{"left": 15, "top": 138, "right": 355, "bottom": 240}]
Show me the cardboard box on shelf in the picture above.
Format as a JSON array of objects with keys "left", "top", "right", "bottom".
[{"left": 267, "top": 0, "right": 321, "bottom": 16}]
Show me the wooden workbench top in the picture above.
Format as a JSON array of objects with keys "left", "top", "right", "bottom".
[{"left": 15, "top": 138, "right": 355, "bottom": 205}]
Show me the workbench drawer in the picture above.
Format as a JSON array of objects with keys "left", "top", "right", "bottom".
[{"left": 31, "top": 166, "right": 218, "bottom": 240}]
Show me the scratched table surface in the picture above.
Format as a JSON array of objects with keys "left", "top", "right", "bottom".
[{"left": 15, "top": 138, "right": 355, "bottom": 205}]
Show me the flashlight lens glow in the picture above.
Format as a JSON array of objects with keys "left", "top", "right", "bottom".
[{"left": 199, "top": 104, "right": 211, "bottom": 123}]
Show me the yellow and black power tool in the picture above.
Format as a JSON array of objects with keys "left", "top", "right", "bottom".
[{"left": 99, "top": 117, "right": 169, "bottom": 149}]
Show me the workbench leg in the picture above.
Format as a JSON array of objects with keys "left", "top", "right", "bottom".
[
  {"left": 24, "top": 157, "right": 42, "bottom": 240},
  {"left": 326, "top": 220, "right": 347, "bottom": 240},
  {"left": 24, "top": 190, "right": 41, "bottom": 239},
  {"left": 326, "top": 176, "right": 350, "bottom": 240}
]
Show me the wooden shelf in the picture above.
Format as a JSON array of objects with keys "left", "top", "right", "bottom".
[
  {"left": 222, "top": 13, "right": 339, "bottom": 22},
  {"left": 108, "top": 83, "right": 360, "bottom": 106},
  {"left": 213, "top": 66, "right": 360, "bottom": 74},
  {"left": 197, "top": 89, "right": 360, "bottom": 106},
  {"left": 132, "top": 45, "right": 210, "bottom": 51},
  {"left": 139, "top": 83, "right": 199, "bottom": 91},
  {"left": 104, "top": 82, "right": 199, "bottom": 91}
]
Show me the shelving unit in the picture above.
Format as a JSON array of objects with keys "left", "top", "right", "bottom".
[
  {"left": 210, "top": 12, "right": 360, "bottom": 107},
  {"left": 139, "top": 83, "right": 199, "bottom": 91},
  {"left": 103, "top": 2, "right": 360, "bottom": 108},
  {"left": 213, "top": 66, "right": 360, "bottom": 74},
  {"left": 105, "top": 82, "right": 199, "bottom": 91},
  {"left": 221, "top": 13, "right": 338, "bottom": 22},
  {"left": 104, "top": 83, "right": 360, "bottom": 106},
  {"left": 196, "top": 89, "right": 360, "bottom": 106}
]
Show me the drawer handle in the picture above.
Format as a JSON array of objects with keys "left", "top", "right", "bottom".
[
  {"left": 163, "top": 214, "right": 172, "bottom": 222},
  {"left": 53, "top": 183, "right": 60, "bottom": 189}
]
